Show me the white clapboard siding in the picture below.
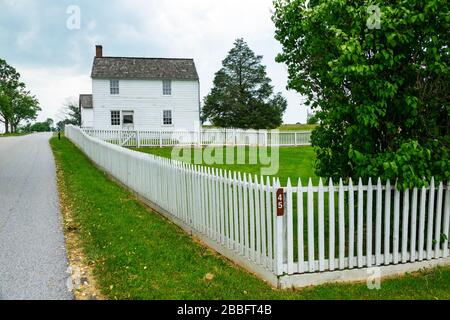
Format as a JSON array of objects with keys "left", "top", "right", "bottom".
[
  {"left": 91, "top": 79, "right": 200, "bottom": 131},
  {"left": 66, "top": 126, "right": 449, "bottom": 282}
]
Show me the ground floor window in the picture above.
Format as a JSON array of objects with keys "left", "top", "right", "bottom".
[
  {"left": 122, "top": 111, "right": 134, "bottom": 130},
  {"left": 163, "top": 110, "right": 173, "bottom": 125},
  {"left": 122, "top": 112, "right": 134, "bottom": 125},
  {"left": 111, "top": 110, "right": 121, "bottom": 126}
]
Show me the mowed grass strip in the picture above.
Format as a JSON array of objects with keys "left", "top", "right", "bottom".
[{"left": 51, "top": 136, "right": 450, "bottom": 300}]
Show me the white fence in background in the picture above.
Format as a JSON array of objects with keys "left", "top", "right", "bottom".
[
  {"left": 82, "top": 128, "right": 312, "bottom": 148},
  {"left": 66, "top": 125, "right": 450, "bottom": 288}
]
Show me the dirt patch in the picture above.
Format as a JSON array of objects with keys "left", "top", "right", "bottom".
[{"left": 55, "top": 161, "right": 106, "bottom": 300}]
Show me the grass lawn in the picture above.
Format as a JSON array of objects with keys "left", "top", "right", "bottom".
[
  {"left": 134, "top": 146, "right": 319, "bottom": 186},
  {"left": 51, "top": 136, "right": 450, "bottom": 300},
  {"left": 0, "top": 132, "right": 29, "bottom": 137},
  {"left": 278, "top": 124, "right": 318, "bottom": 131}
]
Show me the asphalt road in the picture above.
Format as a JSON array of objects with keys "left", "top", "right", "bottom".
[{"left": 0, "top": 133, "right": 73, "bottom": 300}]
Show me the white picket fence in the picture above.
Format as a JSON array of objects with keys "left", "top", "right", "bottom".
[
  {"left": 65, "top": 125, "right": 450, "bottom": 288},
  {"left": 82, "top": 128, "right": 312, "bottom": 148},
  {"left": 281, "top": 178, "right": 450, "bottom": 277}
]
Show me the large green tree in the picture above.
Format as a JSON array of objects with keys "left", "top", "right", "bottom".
[
  {"left": 273, "top": 0, "right": 449, "bottom": 188},
  {"left": 21, "top": 118, "right": 55, "bottom": 133},
  {"left": 0, "top": 59, "right": 40, "bottom": 133},
  {"left": 202, "top": 38, "right": 287, "bottom": 129},
  {"left": 10, "top": 91, "right": 40, "bottom": 132},
  {"left": 0, "top": 59, "right": 23, "bottom": 133}
]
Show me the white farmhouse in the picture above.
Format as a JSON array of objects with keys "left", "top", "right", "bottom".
[{"left": 80, "top": 45, "right": 201, "bottom": 131}]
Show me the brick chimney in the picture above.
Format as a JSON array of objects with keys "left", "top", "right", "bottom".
[{"left": 95, "top": 45, "right": 103, "bottom": 58}]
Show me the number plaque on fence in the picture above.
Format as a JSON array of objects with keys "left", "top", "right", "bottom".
[{"left": 276, "top": 188, "right": 285, "bottom": 217}]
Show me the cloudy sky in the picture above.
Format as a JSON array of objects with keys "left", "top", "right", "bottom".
[{"left": 0, "top": 0, "right": 308, "bottom": 124}]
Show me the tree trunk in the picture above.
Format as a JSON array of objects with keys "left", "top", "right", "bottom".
[{"left": 5, "top": 120, "right": 9, "bottom": 134}]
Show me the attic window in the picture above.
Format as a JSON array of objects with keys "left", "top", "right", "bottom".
[
  {"left": 110, "top": 80, "right": 120, "bottom": 95},
  {"left": 163, "top": 80, "right": 172, "bottom": 95}
]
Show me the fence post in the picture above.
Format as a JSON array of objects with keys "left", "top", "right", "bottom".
[
  {"left": 275, "top": 184, "right": 286, "bottom": 276},
  {"left": 265, "top": 130, "right": 268, "bottom": 147},
  {"left": 159, "top": 130, "right": 163, "bottom": 148},
  {"left": 136, "top": 130, "right": 141, "bottom": 148}
]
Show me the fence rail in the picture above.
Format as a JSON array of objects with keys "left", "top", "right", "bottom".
[
  {"left": 82, "top": 128, "right": 312, "bottom": 147},
  {"left": 66, "top": 125, "right": 450, "bottom": 288}
]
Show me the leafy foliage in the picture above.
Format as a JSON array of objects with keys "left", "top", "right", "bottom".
[
  {"left": 273, "top": 0, "right": 450, "bottom": 188},
  {"left": 57, "top": 99, "right": 81, "bottom": 131},
  {"left": 307, "top": 113, "right": 319, "bottom": 125},
  {"left": 21, "top": 118, "right": 55, "bottom": 133},
  {"left": 10, "top": 92, "right": 40, "bottom": 132},
  {"left": 202, "top": 39, "right": 287, "bottom": 129},
  {"left": 0, "top": 58, "right": 40, "bottom": 133}
]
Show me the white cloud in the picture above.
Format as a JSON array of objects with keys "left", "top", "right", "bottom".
[
  {"left": 3, "top": 0, "right": 308, "bottom": 125},
  {"left": 17, "top": 66, "right": 91, "bottom": 123},
  {"left": 108, "top": 0, "right": 308, "bottom": 123}
]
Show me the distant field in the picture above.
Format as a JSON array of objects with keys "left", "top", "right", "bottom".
[
  {"left": 201, "top": 124, "right": 317, "bottom": 131},
  {"left": 278, "top": 124, "right": 318, "bottom": 131}
]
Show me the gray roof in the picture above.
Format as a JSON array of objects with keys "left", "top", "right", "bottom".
[
  {"left": 91, "top": 57, "right": 199, "bottom": 80},
  {"left": 79, "top": 94, "right": 93, "bottom": 109}
]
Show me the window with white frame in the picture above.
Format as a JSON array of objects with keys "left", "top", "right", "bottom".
[
  {"left": 163, "top": 110, "right": 173, "bottom": 125},
  {"left": 110, "top": 80, "right": 120, "bottom": 95},
  {"left": 111, "top": 111, "right": 121, "bottom": 126},
  {"left": 163, "top": 80, "right": 172, "bottom": 95}
]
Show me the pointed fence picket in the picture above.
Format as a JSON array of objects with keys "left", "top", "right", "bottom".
[{"left": 67, "top": 125, "right": 450, "bottom": 285}]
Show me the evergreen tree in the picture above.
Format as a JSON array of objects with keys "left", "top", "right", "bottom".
[{"left": 203, "top": 39, "right": 287, "bottom": 129}]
